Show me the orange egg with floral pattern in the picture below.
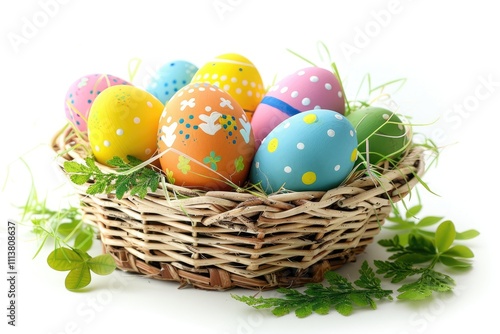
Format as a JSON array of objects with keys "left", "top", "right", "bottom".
[{"left": 157, "top": 82, "right": 255, "bottom": 191}]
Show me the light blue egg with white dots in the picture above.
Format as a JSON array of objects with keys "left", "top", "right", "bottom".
[
  {"left": 146, "top": 60, "right": 198, "bottom": 104},
  {"left": 249, "top": 109, "right": 358, "bottom": 194}
]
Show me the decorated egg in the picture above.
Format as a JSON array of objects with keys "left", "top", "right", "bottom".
[
  {"left": 346, "top": 106, "right": 410, "bottom": 167},
  {"left": 190, "top": 53, "right": 265, "bottom": 120},
  {"left": 157, "top": 82, "right": 255, "bottom": 191},
  {"left": 146, "top": 60, "right": 198, "bottom": 104},
  {"left": 87, "top": 85, "right": 164, "bottom": 165},
  {"left": 64, "top": 74, "right": 131, "bottom": 133},
  {"left": 249, "top": 109, "right": 357, "bottom": 194},
  {"left": 251, "top": 67, "right": 345, "bottom": 149}
]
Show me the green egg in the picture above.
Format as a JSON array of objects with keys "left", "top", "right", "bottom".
[{"left": 346, "top": 106, "right": 409, "bottom": 167}]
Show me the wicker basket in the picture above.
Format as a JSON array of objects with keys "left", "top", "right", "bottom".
[{"left": 52, "top": 126, "right": 425, "bottom": 291}]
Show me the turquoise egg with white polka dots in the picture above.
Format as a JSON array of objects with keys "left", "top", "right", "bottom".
[
  {"left": 146, "top": 60, "right": 198, "bottom": 104},
  {"left": 249, "top": 109, "right": 358, "bottom": 194}
]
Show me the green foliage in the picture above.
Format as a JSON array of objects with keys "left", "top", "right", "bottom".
[
  {"left": 232, "top": 261, "right": 393, "bottom": 318},
  {"left": 47, "top": 248, "right": 116, "bottom": 290},
  {"left": 22, "top": 185, "right": 93, "bottom": 254},
  {"left": 375, "top": 204, "right": 478, "bottom": 300},
  {"left": 384, "top": 203, "right": 480, "bottom": 245},
  {"left": 20, "top": 184, "right": 116, "bottom": 291},
  {"left": 234, "top": 203, "right": 479, "bottom": 316},
  {"left": 63, "top": 155, "right": 161, "bottom": 199}
]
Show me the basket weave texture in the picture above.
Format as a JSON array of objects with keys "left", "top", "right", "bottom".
[{"left": 52, "top": 126, "right": 425, "bottom": 291}]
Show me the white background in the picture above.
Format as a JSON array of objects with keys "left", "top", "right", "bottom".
[{"left": 1, "top": 0, "right": 499, "bottom": 333}]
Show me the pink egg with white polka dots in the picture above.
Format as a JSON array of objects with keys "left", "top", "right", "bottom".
[
  {"left": 251, "top": 67, "right": 345, "bottom": 148},
  {"left": 64, "top": 74, "right": 132, "bottom": 133}
]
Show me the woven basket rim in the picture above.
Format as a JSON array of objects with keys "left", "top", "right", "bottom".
[{"left": 51, "top": 125, "right": 425, "bottom": 202}]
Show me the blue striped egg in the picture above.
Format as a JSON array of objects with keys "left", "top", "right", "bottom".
[{"left": 251, "top": 67, "right": 345, "bottom": 149}]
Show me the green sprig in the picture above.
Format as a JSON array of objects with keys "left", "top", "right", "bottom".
[
  {"left": 232, "top": 261, "right": 393, "bottom": 318},
  {"left": 21, "top": 184, "right": 93, "bottom": 255},
  {"left": 63, "top": 155, "right": 161, "bottom": 199},
  {"left": 384, "top": 203, "right": 480, "bottom": 245}
]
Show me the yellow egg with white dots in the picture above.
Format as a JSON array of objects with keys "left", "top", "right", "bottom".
[
  {"left": 191, "top": 53, "right": 265, "bottom": 120},
  {"left": 87, "top": 85, "right": 164, "bottom": 165}
]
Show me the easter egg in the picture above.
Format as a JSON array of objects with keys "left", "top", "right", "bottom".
[
  {"left": 146, "top": 60, "right": 198, "bottom": 104},
  {"left": 346, "top": 106, "right": 410, "bottom": 167},
  {"left": 249, "top": 109, "right": 357, "bottom": 194},
  {"left": 251, "top": 67, "right": 345, "bottom": 148},
  {"left": 157, "top": 82, "right": 255, "bottom": 191},
  {"left": 64, "top": 74, "right": 131, "bottom": 133},
  {"left": 191, "top": 53, "right": 265, "bottom": 120},
  {"left": 87, "top": 85, "right": 164, "bottom": 165}
]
